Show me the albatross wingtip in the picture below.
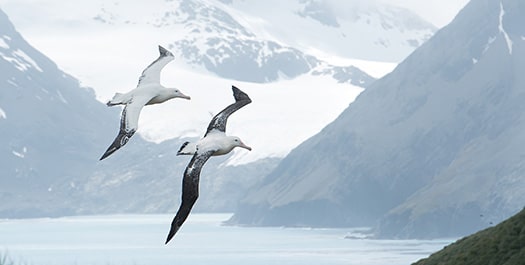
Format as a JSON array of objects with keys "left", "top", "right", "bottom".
[
  {"left": 158, "top": 45, "right": 173, "bottom": 57},
  {"left": 99, "top": 148, "right": 115, "bottom": 161},
  {"left": 165, "top": 234, "right": 173, "bottom": 245},
  {"left": 231, "top": 85, "right": 251, "bottom": 102},
  {"left": 165, "top": 226, "right": 179, "bottom": 244}
]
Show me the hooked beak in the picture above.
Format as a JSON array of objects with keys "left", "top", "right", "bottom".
[
  {"left": 240, "top": 142, "right": 252, "bottom": 151},
  {"left": 179, "top": 93, "right": 191, "bottom": 100}
]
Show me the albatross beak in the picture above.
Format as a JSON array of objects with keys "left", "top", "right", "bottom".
[
  {"left": 179, "top": 93, "right": 191, "bottom": 100},
  {"left": 240, "top": 142, "right": 252, "bottom": 151}
]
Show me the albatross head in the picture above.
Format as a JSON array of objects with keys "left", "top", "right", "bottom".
[
  {"left": 171, "top": 88, "right": 191, "bottom": 100},
  {"left": 230, "top": 136, "right": 252, "bottom": 151}
]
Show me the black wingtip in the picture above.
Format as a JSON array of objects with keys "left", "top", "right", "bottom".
[
  {"left": 177, "top": 141, "right": 190, "bottom": 156},
  {"left": 99, "top": 151, "right": 112, "bottom": 161},
  {"left": 99, "top": 145, "right": 118, "bottom": 160},
  {"left": 231, "top": 85, "right": 251, "bottom": 103},
  {"left": 158, "top": 45, "right": 173, "bottom": 57},
  {"left": 165, "top": 234, "right": 174, "bottom": 245},
  {"left": 165, "top": 225, "right": 179, "bottom": 244},
  {"left": 99, "top": 130, "right": 135, "bottom": 161}
]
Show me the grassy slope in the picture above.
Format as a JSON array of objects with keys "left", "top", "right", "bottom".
[{"left": 413, "top": 207, "right": 525, "bottom": 265}]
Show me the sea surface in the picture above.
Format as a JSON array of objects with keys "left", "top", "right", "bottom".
[{"left": 0, "top": 213, "right": 454, "bottom": 265}]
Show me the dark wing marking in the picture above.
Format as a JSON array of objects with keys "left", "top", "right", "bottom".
[
  {"left": 165, "top": 150, "right": 214, "bottom": 244},
  {"left": 204, "top": 86, "right": 251, "bottom": 136},
  {"left": 177, "top": 141, "right": 191, "bottom": 155},
  {"left": 100, "top": 106, "right": 136, "bottom": 160},
  {"left": 137, "top": 45, "right": 174, "bottom": 86},
  {"left": 99, "top": 95, "right": 150, "bottom": 160}
]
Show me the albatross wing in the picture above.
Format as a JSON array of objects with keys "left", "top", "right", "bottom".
[
  {"left": 204, "top": 86, "right": 252, "bottom": 136},
  {"left": 165, "top": 150, "right": 214, "bottom": 244},
  {"left": 100, "top": 95, "right": 152, "bottom": 160},
  {"left": 137, "top": 45, "right": 174, "bottom": 86}
]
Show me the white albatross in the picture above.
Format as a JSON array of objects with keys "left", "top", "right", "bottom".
[
  {"left": 100, "top": 45, "right": 190, "bottom": 160},
  {"left": 165, "top": 85, "right": 252, "bottom": 244}
]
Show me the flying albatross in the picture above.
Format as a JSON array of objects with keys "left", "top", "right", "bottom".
[
  {"left": 100, "top": 45, "right": 190, "bottom": 160},
  {"left": 165, "top": 85, "right": 252, "bottom": 244}
]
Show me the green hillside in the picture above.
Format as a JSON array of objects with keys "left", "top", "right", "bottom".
[{"left": 413, "top": 207, "right": 525, "bottom": 265}]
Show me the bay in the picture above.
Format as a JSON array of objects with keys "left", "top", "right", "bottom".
[{"left": 0, "top": 214, "right": 453, "bottom": 265}]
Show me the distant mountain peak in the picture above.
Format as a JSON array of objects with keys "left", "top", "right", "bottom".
[{"left": 87, "top": 0, "right": 435, "bottom": 81}]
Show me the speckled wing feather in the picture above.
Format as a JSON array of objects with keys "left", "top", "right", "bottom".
[
  {"left": 204, "top": 86, "right": 251, "bottom": 136},
  {"left": 165, "top": 150, "right": 214, "bottom": 244}
]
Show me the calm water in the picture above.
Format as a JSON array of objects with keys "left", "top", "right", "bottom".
[{"left": 0, "top": 214, "right": 453, "bottom": 265}]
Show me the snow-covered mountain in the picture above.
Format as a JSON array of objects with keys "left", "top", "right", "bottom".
[
  {"left": 0, "top": 8, "right": 276, "bottom": 217},
  {"left": 0, "top": 0, "right": 436, "bottom": 218},
  {"left": 91, "top": 0, "right": 435, "bottom": 69},
  {"left": 229, "top": 0, "right": 525, "bottom": 239},
  {"left": 0, "top": 0, "right": 432, "bottom": 163}
]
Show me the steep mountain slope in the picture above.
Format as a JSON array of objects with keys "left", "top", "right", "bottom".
[
  {"left": 376, "top": 0, "right": 525, "bottom": 239},
  {"left": 0, "top": 8, "right": 117, "bottom": 216},
  {"left": 229, "top": 0, "right": 525, "bottom": 238},
  {"left": 413, "top": 207, "right": 525, "bottom": 265}
]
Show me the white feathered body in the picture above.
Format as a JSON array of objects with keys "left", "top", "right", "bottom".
[
  {"left": 178, "top": 130, "right": 242, "bottom": 156},
  {"left": 107, "top": 85, "right": 177, "bottom": 106}
]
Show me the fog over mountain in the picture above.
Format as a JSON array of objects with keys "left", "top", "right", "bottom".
[{"left": 229, "top": 0, "right": 525, "bottom": 239}]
